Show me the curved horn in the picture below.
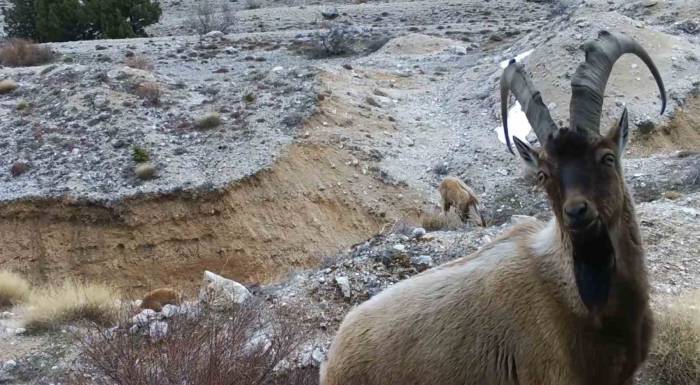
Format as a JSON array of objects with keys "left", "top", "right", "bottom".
[
  {"left": 500, "top": 59, "right": 558, "bottom": 154},
  {"left": 570, "top": 30, "right": 666, "bottom": 134}
]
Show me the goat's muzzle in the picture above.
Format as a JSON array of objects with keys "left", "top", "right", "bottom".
[{"left": 563, "top": 197, "right": 599, "bottom": 231}]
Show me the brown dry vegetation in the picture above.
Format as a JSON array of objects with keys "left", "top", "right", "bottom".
[
  {"left": 24, "top": 280, "right": 118, "bottom": 332},
  {"left": 78, "top": 301, "right": 318, "bottom": 385},
  {"left": 124, "top": 56, "right": 154, "bottom": 71},
  {"left": 646, "top": 291, "right": 700, "bottom": 385},
  {"left": 0, "top": 39, "right": 54, "bottom": 67},
  {"left": 0, "top": 270, "right": 30, "bottom": 307},
  {"left": 134, "top": 81, "right": 162, "bottom": 106},
  {"left": 420, "top": 209, "right": 463, "bottom": 231}
]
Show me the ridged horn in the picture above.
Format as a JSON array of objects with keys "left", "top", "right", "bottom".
[
  {"left": 500, "top": 59, "right": 558, "bottom": 154},
  {"left": 570, "top": 30, "right": 666, "bottom": 134}
]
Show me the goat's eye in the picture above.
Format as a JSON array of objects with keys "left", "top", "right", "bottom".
[
  {"left": 536, "top": 171, "right": 547, "bottom": 184},
  {"left": 602, "top": 153, "right": 616, "bottom": 167}
]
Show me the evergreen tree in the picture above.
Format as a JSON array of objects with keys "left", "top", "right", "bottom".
[
  {"left": 3, "top": 0, "right": 162, "bottom": 42},
  {"left": 2, "top": 0, "right": 38, "bottom": 39}
]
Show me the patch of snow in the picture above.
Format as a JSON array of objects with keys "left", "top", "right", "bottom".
[
  {"left": 496, "top": 102, "right": 533, "bottom": 146},
  {"left": 499, "top": 49, "right": 534, "bottom": 69}
]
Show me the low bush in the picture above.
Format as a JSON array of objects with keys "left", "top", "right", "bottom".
[
  {"left": 0, "top": 270, "right": 30, "bottom": 307},
  {"left": 134, "top": 82, "right": 161, "bottom": 106},
  {"left": 0, "top": 38, "right": 55, "bottom": 67},
  {"left": 195, "top": 113, "right": 222, "bottom": 130},
  {"left": 78, "top": 300, "right": 318, "bottom": 385},
  {"left": 124, "top": 56, "right": 153, "bottom": 71}
]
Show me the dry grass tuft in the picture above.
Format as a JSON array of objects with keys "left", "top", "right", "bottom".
[
  {"left": 0, "top": 270, "right": 30, "bottom": 307},
  {"left": 78, "top": 300, "right": 318, "bottom": 385},
  {"left": 124, "top": 56, "right": 153, "bottom": 71},
  {"left": 24, "top": 280, "right": 118, "bottom": 332},
  {"left": 0, "top": 39, "right": 55, "bottom": 67},
  {"left": 134, "top": 81, "right": 162, "bottom": 106},
  {"left": 646, "top": 290, "right": 700, "bottom": 385},
  {"left": 420, "top": 209, "right": 463, "bottom": 231},
  {"left": 0, "top": 79, "right": 18, "bottom": 94}
]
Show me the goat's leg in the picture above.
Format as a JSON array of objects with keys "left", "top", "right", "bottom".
[{"left": 442, "top": 199, "right": 451, "bottom": 213}]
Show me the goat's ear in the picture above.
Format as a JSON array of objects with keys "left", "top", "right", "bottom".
[
  {"left": 608, "top": 107, "right": 629, "bottom": 157},
  {"left": 513, "top": 136, "right": 540, "bottom": 171}
]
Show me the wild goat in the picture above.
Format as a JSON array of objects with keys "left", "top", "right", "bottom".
[
  {"left": 321, "top": 30, "right": 665, "bottom": 385},
  {"left": 141, "top": 287, "right": 180, "bottom": 312},
  {"left": 438, "top": 176, "right": 485, "bottom": 226}
]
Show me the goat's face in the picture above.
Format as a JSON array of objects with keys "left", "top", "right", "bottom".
[{"left": 514, "top": 109, "right": 630, "bottom": 233}]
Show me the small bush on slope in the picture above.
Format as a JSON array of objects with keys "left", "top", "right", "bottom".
[{"left": 77, "top": 300, "right": 318, "bottom": 385}]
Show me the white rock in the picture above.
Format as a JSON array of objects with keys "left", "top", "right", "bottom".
[
  {"left": 132, "top": 309, "right": 157, "bottom": 326},
  {"left": 447, "top": 45, "right": 467, "bottom": 55},
  {"left": 149, "top": 321, "right": 168, "bottom": 340},
  {"left": 312, "top": 348, "right": 326, "bottom": 364},
  {"left": 392, "top": 244, "right": 406, "bottom": 252},
  {"left": 411, "top": 227, "right": 426, "bottom": 238},
  {"left": 3, "top": 360, "right": 17, "bottom": 370},
  {"left": 335, "top": 276, "right": 351, "bottom": 298},
  {"left": 411, "top": 255, "right": 434, "bottom": 271},
  {"left": 13, "top": 328, "right": 25, "bottom": 335},
  {"left": 161, "top": 304, "right": 180, "bottom": 318},
  {"left": 205, "top": 30, "right": 224, "bottom": 38},
  {"left": 0, "top": 311, "right": 14, "bottom": 319},
  {"left": 199, "top": 271, "right": 252, "bottom": 311}
]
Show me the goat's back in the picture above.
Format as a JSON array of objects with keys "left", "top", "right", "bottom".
[
  {"left": 438, "top": 177, "right": 478, "bottom": 206},
  {"left": 321, "top": 221, "right": 576, "bottom": 385}
]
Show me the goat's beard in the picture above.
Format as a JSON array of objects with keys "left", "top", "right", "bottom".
[{"left": 569, "top": 222, "right": 615, "bottom": 314}]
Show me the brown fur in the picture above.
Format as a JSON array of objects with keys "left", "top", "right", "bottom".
[
  {"left": 438, "top": 176, "right": 485, "bottom": 226},
  {"left": 321, "top": 125, "right": 651, "bottom": 385},
  {"left": 141, "top": 288, "right": 180, "bottom": 312}
]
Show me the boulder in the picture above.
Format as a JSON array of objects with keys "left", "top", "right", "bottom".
[{"left": 199, "top": 271, "right": 252, "bottom": 310}]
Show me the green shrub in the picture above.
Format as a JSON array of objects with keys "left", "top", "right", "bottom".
[
  {"left": 3, "top": 0, "right": 162, "bottom": 42},
  {"left": 132, "top": 146, "right": 150, "bottom": 163}
]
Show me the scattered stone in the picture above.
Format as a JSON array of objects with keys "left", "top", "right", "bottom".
[
  {"left": 149, "top": 321, "right": 169, "bottom": 340},
  {"left": 635, "top": 118, "right": 655, "bottom": 135},
  {"left": 411, "top": 227, "right": 427, "bottom": 239},
  {"left": 199, "top": 271, "right": 252, "bottom": 310},
  {"left": 2, "top": 360, "right": 17, "bottom": 370},
  {"left": 205, "top": 30, "right": 225, "bottom": 39},
  {"left": 448, "top": 46, "right": 467, "bottom": 55},
  {"left": 132, "top": 309, "right": 157, "bottom": 326},
  {"left": 0, "top": 79, "right": 18, "bottom": 94},
  {"left": 342, "top": 63, "right": 353, "bottom": 70},
  {"left": 366, "top": 96, "right": 381, "bottom": 108},
  {"left": 161, "top": 304, "right": 180, "bottom": 318},
  {"left": 676, "top": 20, "right": 699, "bottom": 35},
  {"left": 135, "top": 163, "right": 157, "bottom": 180},
  {"left": 374, "top": 89, "right": 390, "bottom": 98},
  {"left": 312, "top": 348, "right": 326, "bottom": 364},
  {"left": 321, "top": 7, "right": 340, "bottom": 20},
  {"left": 335, "top": 276, "right": 351, "bottom": 298},
  {"left": 410, "top": 255, "right": 434, "bottom": 271}
]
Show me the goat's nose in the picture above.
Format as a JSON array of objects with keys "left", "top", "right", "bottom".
[{"left": 564, "top": 200, "right": 588, "bottom": 222}]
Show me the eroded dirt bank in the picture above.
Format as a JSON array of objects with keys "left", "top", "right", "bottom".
[{"left": 0, "top": 140, "right": 423, "bottom": 290}]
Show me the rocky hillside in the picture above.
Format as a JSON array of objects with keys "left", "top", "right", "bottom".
[{"left": 0, "top": 0, "right": 698, "bottom": 384}]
